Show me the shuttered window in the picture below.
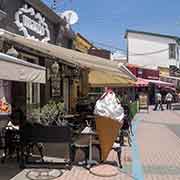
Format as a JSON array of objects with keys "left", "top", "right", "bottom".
[{"left": 169, "top": 43, "right": 176, "bottom": 59}]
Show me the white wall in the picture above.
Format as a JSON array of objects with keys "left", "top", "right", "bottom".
[{"left": 127, "top": 33, "right": 178, "bottom": 69}]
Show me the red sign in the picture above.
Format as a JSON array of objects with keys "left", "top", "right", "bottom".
[{"left": 127, "top": 65, "right": 159, "bottom": 80}]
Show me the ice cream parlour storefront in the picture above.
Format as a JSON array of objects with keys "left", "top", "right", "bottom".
[
  {"left": 0, "top": 29, "right": 88, "bottom": 114},
  {"left": 0, "top": 52, "right": 46, "bottom": 129},
  {"left": 0, "top": 0, "right": 76, "bottom": 113}
]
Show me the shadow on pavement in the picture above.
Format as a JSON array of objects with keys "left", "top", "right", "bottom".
[{"left": 0, "top": 157, "right": 21, "bottom": 180}]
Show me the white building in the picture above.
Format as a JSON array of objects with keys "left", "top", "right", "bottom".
[{"left": 125, "top": 30, "right": 180, "bottom": 69}]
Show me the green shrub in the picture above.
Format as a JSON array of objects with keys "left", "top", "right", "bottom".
[{"left": 30, "top": 101, "right": 65, "bottom": 126}]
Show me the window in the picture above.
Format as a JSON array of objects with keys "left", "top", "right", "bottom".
[{"left": 169, "top": 44, "right": 176, "bottom": 59}]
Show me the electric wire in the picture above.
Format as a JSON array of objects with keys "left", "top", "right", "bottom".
[
  {"left": 47, "top": 1, "right": 169, "bottom": 57},
  {"left": 91, "top": 40, "right": 168, "bottom": 56}
]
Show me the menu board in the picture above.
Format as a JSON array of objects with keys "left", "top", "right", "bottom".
[
  {"left": 51, "top": 75, "right": 61, "bottom": 97},
  {"left": 139, "top": 93, "right": 148, "bottom": 111}
]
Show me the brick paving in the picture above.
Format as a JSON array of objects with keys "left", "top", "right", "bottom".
[{"left": 7, "top": 107, "right": 180, "bottom": 180}]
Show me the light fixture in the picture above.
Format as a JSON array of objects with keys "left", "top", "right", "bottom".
[
  {"left": 51, "top": 61, "right": 59, "bottom": 75},
  {"left": 72, "top": 65, "right": 80, "bottom": 78},
  {"left": 6, "top": 46, "right": 19, "bottom": 58}
]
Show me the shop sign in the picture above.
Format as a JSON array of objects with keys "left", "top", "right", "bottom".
[
  {"left": 14, "top": 4, "right": 50, "bottom": 42},
  {"left": 50, "top": 62, "right": 61, "bottom": 97},
  {"left": 51, "top": 75, "right": 61, "bottom": 97}
]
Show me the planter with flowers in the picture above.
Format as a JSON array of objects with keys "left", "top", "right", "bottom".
[{"left": 20, "top": 101, "right": 72, "bottom": 168}]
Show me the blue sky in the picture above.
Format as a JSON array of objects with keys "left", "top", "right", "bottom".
[{"left": 43, "top": 0, "right": 180, "bottom": 53}]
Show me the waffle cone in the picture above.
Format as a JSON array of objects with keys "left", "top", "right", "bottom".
[{"left": 96, "top": 116, "right": 121, "bottom": 161}]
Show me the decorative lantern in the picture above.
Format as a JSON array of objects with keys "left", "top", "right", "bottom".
[
  {"left": 6, "top": 46, "right": 19, "bottom": 58},
  {"left": 72, "top": 66, "right": 81, "bottom": 79},
  {"left": 51, "top": 61, "right": 59, "bottom": 75}
]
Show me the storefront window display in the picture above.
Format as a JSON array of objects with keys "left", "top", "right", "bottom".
[{"left": 0, "top": 80, "right": 11, "bottom": 115}]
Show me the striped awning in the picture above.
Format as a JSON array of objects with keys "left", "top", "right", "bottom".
[
  {"left": 0, "top": 52, "right": 46, "bottom": 83},
  {"left": 135, "top": 78, "right": 149, "bottom": 87}
]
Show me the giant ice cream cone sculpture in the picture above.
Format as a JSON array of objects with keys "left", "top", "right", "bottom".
[
  {"left": 96, "top": 116, "right": 121, "bottom": 160},
  {"left": 94, "top": 90, "right": 124, "bottom": 161}
]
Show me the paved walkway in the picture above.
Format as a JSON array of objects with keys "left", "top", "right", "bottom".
[
  {"left": 136, "top": 108, "right": 180, "bottom": 180},
  {"left": 9, "top": 107, "right": 180, "bottom": 180}
]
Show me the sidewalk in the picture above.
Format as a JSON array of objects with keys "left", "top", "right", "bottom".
[
  {"left": 135, "top": 107, "right": 180, "bottom": 180},
  {"left": 9, "top": 107, "right": 180, "bottom": 179}
]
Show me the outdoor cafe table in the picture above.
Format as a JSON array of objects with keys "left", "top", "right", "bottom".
[{"left": 63, "top": 114, "right": 80, "bottom": 120}]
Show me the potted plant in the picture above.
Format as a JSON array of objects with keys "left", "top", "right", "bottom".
[
  {"left": 20, "top": 101, "right": 72, "bottom": 168},
  {"left": 29, "top": 100, "right": 66, "bottom": 126}
]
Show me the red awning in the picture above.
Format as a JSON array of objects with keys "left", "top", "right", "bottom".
[
  {"left": 147, "top": 79, "right": 174, "bottom": 87},
  {"left": 135, "top": 78, "right": 175, "bottom": 88},
  {"left": 135, "top": 78, "right": 149, "bottom": 87},
  {"left": 160, "top": 86, "right": 176, "bottom": 92}
]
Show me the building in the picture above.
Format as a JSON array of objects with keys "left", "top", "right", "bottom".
[
  {"left": 125, "top": 30, "right": 180, "bottom": 69},
  {"left": 88, "top": 48, "right": 111, "bottom": 60},
  {"left": 73, "top": 33, "right": 93, "bottom": 53},
  {"left": 127, "top": 64, "right": 159, "bottom": 80},
  {"left": 0, "top": 0, "right": 78, "bottom": 115},
  {"left": 0, "top": 0, "right": 75, "bottom": 47}
]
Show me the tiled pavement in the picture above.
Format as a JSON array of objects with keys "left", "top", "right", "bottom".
[
  {"left": 4, "top": 106, "right": 180, "bottom": 179},
  {"left": 10, "top": 147, "right": 133, "bottom": 180},
  {"left": 137, "top": 108, "right": 180, "bottom": 180}
]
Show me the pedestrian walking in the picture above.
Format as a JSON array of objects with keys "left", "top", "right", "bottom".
[
  {"left": 165, "top": 92, "right": 173, "bottom": 110},
  {"left": 153, "top": 91, "right": 164, "bottom": 111}
]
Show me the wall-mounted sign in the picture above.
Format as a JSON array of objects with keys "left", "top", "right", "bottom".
[
  {"left": 51, "top": 75, "right": 61, "bottom": 97},
  {"left": 14, "top": 4, "right": 50, "bottom": 42},
  {"left": 50, "top": 62, "right": 61, "bottom": 97}
]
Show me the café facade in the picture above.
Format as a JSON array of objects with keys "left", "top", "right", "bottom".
[
  {"left": 0, "top": 0, "right": 136, "bottom": 118},
  {"left": 0, "top": 0, "right": 79, "bottom": 115}
]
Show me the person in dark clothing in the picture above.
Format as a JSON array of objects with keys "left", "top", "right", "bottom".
[
  {"left": 165, "top": 92, "right": 173, "bottom": 110},
  {"left": 10, "top": 106, "right": 25, "bottom": 127}
]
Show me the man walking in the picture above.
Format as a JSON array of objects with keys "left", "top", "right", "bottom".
[
  {"left": 165, "top": 92, "right": 173, "bottom": 110},
  {"left": 153, "top": 91, "right": 164, "bottom": 111}
]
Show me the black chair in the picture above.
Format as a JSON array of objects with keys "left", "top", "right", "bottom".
[{"left": 19, "top": 122, "right": 73, "bottom": 169}]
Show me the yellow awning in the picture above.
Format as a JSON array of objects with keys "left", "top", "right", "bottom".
[
  {"left": 159, "top": 67, "right": 169, "bottom": 76},
  {"left": 88, "top": 70, "right": 135, "bottom": 87}
]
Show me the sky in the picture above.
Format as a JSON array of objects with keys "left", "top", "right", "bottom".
[{"left": 43, "top": 0, "right": 180, "bottom": 54}]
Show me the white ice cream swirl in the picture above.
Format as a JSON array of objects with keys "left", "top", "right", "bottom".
[{"left": 94, "top": 91, "right": 124, "bottom": 122}]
